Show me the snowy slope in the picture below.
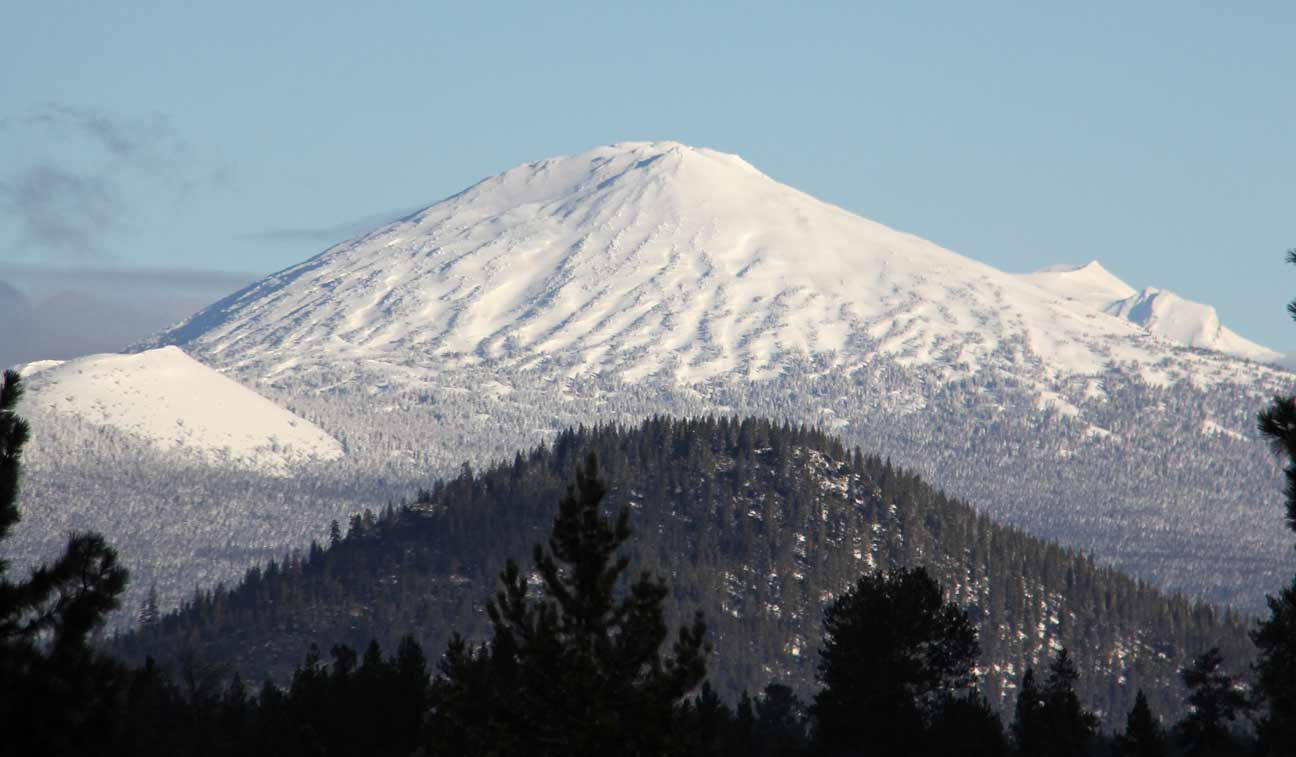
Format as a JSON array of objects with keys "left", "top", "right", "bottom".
[
  {"left": 16, "top": 347, "right": 342, "bottom": 472},
  {"left": 1019, "top": 261, "right": 1138, "bottom": 311},
  {"left": 1019, "top": 262, "right": 1279, "bottom": 362},
  {"left": 148, "top": 141, "right": 1274, "bottom": 389},
  {"left": 25, "top": 141, "right": 1292, "bottom": 620}
]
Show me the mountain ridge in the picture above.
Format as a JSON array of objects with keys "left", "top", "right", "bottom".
[
  {"left": 1017, "top": 261, "right": 1277, "bottom": 362},
  {"left": 116, "top": 417, "right": 1255, "bottom": 726},
  {"left": 144, "top": 141, "right": 1277, "bottom": 388}
]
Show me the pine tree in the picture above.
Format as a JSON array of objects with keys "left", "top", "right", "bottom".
[
  {"left": 1252, "top": 579, "right": 1296, "bottom": 755},
  {"left": 1176, "top": 647, "right": 1249, "bottom": 756},
  {"left": 1116, "top": 690, "right": 1167, "bottom": 757},
  {"left": 925, "top": 691, "right": 1006, "bottom": 757},
  {"left": 1255, "top": 248, "right": 1296, "bottom": 756},
  {"left": 140, "top": 582, "right": 161, "bottom": 629},
  {"left": 428, "top": 453, "right": 709, "bottom": 756},
  {"left": 1011, "top": 668, "right": 1045, "bottom": 757},
  {"left": 812, "top": 566, "right": 979, "bottom": 757},
  {"left": 0, "top": 370, "right": 130, "bottom": 751},
  {"left": 1041, "top": 649, "right": 1098, "bottom": 757},
  {"left": 752, "top": 681, "right": 809, "bottom": 757},
  {"left": 1011, "top": 650, "right": 1097, "bottom": 757}
]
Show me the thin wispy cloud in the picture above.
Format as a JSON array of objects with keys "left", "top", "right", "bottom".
[
  {"left": 0, "top": 164, "right": 120, "bottom": 258},
  {"left": 0, "top": 103, "right": 221, "bottom": 260},
  {"left": 239, "top": 205, "right": 425, "bottom": 246},
  {"left": 0, "top": 103, "right": 185, "bottom": 161}
]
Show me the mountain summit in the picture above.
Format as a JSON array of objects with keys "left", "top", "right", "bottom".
[{"left": 150, "top": 141, "right": 1273, "bottom": 387}]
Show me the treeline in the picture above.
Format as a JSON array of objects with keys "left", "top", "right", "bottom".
[
  {"left": 118, "top": 416, "right": 1252, "bottom": 723},
  {"left": 6, "top": 452, "right": 1276, "bottom": 756}
]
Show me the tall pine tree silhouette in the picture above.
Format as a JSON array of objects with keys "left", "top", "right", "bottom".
[
  {"left": 428, "top": 452, "right": 709, "bottom": 756},
  {"left": 1255, "top": 248, "right": 1296, "bottom": 756},
  {"left": 1116, "top": 690, "right": 1168, "bottom": 757},
  {"left": 0, "top": 369, "right": 130, "bottom": 752},
  {"left": 1176, "top": 647, "right": 1249, "bottom": 756},
  {"left": 1011, "top": 649, "right": 1097, "bottom": 757},
  {"left": 812, "top": 566, "right": 979, "bottom": 757}
]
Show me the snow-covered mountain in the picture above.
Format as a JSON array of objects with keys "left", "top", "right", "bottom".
[
  {"left": 16, "top": 347, "right": 341, "bottom": 472},
  {"left": 149, "top": 141, "right": 1275, "bottom": 389},
  {"left": 17, "top": 141, "right": 1291, "bottom": 622},
  {"left": 1019, "top": 261, "right": 1279, "bottom": 362}
]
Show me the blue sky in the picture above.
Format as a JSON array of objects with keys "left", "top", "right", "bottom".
[{"left": 2, "top": 1, "right": 1293, "bottom": 350}]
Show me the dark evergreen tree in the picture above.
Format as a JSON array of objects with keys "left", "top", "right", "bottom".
[
  {"left": 0, "top": 369, "right": 130, "bottom": 754},
  {"left": 140, "top": 582, "right": 161, "bottom": 629},
  {"left": 1252, "top": 578, "right": 1296, "bottom": 756},
  {"left": 1011, "top": 668, "right": 1046, "bottom": 757},
  {"left": 427, "top": 453, "right": 709, "bottom": 756},
  {"left": 1011, "top": 650, "right": 1097, "bottom": 757},
  {"left": 728, "top": 690, "right": 757, "bottom": 757},
  {"left": 1255, "top": 249, "right": 1296, "bottom": 757},
  {"left": 677, "top": 681, "right": 734, "bottom": 757},
  {"left": 1176, "top": 647, "right": 1250, "bottom": 756},
  {"left": 812, "top": 566, "right": 979, "bottom": 756},
  {"left": 1116, "top": 690, "right": 1168, "bottom": 757},
  {"left": 924, "top": 691, "right": 1007, "bottom": 757},
  {"left": 752, "top": 681, "right": 809, "bottom": 757}
]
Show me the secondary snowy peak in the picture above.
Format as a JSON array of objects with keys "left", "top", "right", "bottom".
[
  {"left": 17, "top": 347, "right": 342, "bottom": 472},
  {"left": 1019, "top": 263, "right": 1278, "bottom": 362},
  {"left": 152, "top": 141, "right": 1270, "bottom": 385},
  {"left": 1020, "top": 261, "right": 1138, "bottom": 311}
]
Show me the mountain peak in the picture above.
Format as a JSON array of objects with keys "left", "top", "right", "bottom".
[
  {"left": 432, "top": 141, "right": 768, "bottom": 221},
  {"left": 150, "top": 143, "right": 1279, "bottom": 384}
]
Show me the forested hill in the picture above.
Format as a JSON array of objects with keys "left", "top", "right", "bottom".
[{"left": 116, "top": 417, "right": 1253, "bottom": 724}]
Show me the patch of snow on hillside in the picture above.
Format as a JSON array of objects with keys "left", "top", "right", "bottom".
[{"left": 17, "top": 347, "right": 342, "bottom": 472}]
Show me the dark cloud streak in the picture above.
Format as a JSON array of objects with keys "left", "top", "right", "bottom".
[{"left": 2, "top": 262, "right": 260, "bottom": 292}]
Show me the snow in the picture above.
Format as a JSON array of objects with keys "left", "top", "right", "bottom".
[
  {"left": 147, "top": 141, "right": 1281, "bottom": 391},
  {"left": 1019, "top": 262, "right": 1279, "bottom": 363},
  {"left": 16, "top": 347, "right": 342, "bottom": 472}
]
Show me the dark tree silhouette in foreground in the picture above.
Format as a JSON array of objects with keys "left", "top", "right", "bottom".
[
  {"left": 0, "top": 370, "right": 129, "bottom": 753},
  {"left": 1256, "top": 248, "right": 1296, "bottom": 756},
  {"left": 813, "top": 566, "right": 979, "bottom": 756},
  {"left": 1011, "top": 649, "right": 1097, "bottom": 757},
  {"left": 427, "top": 453, "right": 709, "bottom": 756},
  {"left": 1177, "top": 647, "right": 1250, "bottom": 756},
  {"left": 1117, "top": 690, "right": 1168, "bottom": 757}
]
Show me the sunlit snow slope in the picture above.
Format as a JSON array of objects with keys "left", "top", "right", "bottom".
[
  {"left": 1020, "top": 261, "right": 1278, "bottom": 362},
  {"left": 17, "top": 347, "right": 342, "bottom": 471},
  {"left": 150, "top": 141, "right": 1277, "bottom": 387}
]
